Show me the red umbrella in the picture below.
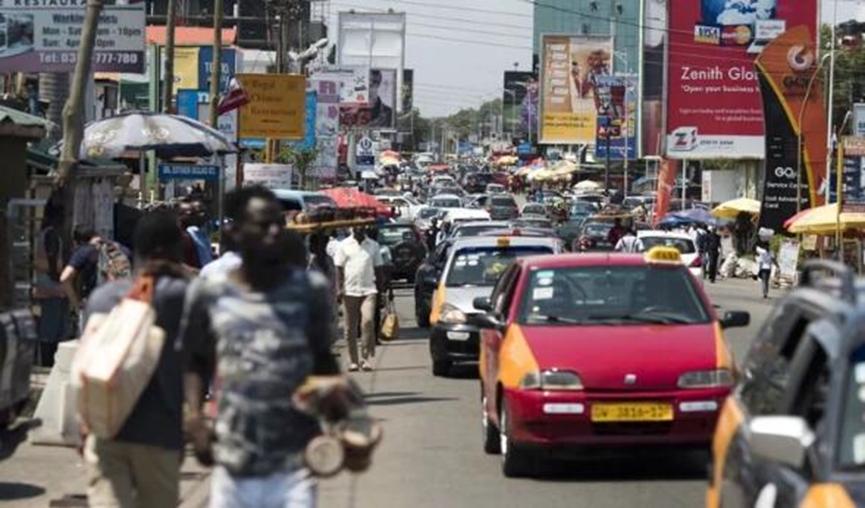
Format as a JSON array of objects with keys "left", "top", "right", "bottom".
[{"left": 320, "top": 187, "right": 392, "bottom": 217}]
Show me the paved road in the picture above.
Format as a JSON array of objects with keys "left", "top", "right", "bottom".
[{"left": 319, "top": 278, "right": 774, "bottom": 508}]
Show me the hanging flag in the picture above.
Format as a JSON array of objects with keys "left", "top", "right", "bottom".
[{"left": 217, "top": 78, "right": 251, "bottom": 116}]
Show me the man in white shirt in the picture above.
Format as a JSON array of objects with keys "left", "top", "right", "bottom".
[
  {"left": 614, "top": 229, "right": 644, "bottom": 253},
  {"left": 334, "top": 227, "right": 384, "bottom": 371}
]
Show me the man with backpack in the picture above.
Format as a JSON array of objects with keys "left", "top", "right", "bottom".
[
  {"left": 181, "top": 187, "right": 339, "bottom": 507},
  {"left": 80, "top": 211, "right": 191, "bottom": 507},
  {"left": 60, "top": 227, "right": 132, "bottom": 313}
]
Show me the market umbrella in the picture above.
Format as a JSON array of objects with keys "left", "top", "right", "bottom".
[
  {"left": 711, "top": 198, "right": 761, "bottom": 219},
  {"left": 320, "top": 187, "right": 391, "bottom": 215},
  {"left": 785, "top": 203, "right": 865, "bottom": 234},
  {"left": 670, "top": 208, "right": 715, "bottom": 224},
  {"left": 74, "top": 111, "right": 237, "bottom": 159}
]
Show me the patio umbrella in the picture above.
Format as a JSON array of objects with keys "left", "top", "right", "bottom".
[
  {"left": 74, "top": 111, "right": 237, "bottom": 159},
  {"left": 574, "top": 180, "right": 601, "bottom": 191},
  {"left": 785, "top": 203, "right": 865, "bottom": 234},
  {"left": 320, "top": 187, "right": 391, "bottom": 215},
  {"left": 711, "top": 198, "right": 761, "bottom": 219}
]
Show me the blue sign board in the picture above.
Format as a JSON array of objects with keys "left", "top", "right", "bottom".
[
  {"left": 594, "top": 75, "right": 637, "bottom": 161},
  {"left": 176, "top": 89, "right": 202, "bottom": 120},
  {"left": 158, "top": 164, "right": 220, "bottom": 181},
  {"left": 198, "top": 47, "right": 236, "bottom": 94},
  {"left": 288, "top": 91, "right": 317, "bottom": 151}
]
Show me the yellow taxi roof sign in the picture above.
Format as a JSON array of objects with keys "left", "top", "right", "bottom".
[
  {"left": 496, "top": 237, "right": 511, "bottom": 248},
  {"left": 644, "top": 246, "right": 682, "bottom": 264}
]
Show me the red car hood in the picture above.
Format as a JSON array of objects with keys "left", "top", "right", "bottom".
[{"left": 521, "top": 323, "right": 718, "bottom": 391}]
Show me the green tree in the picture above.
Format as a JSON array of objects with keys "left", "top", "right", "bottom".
[
  {"left": 821, "top": 23, "right": 865, "bottom": 130},
  {"left": 277, "top": 145, "right": 319, "bottom": 190}
]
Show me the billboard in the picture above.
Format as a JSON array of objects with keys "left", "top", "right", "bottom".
[
  {"left": 503, "top": 71, "right": 536, "bottom": 137},
  {"left": 338, "top": 12, "right": 406, "bottom": 115},
  {"left": 339, "top": 68, "right": 397, "bottom": 129},
  {"left": 754, "top": 25, "right": 826, "bottom": 231},
  {"left": 666, "top": 0, "right": 819, "bottom": 159},
  {"left": 0, "top": 1, "right": 145, "bottom": 73},
  {"left": 309, "top": 77, "right": 340, "bottom": 180},
  {"left": 594, "top": 75, "right": 637, "bottom": 160},
  {"left": 539, "top": 35, "right": 613, "bottom": 145},
  {"left": 402, "top": 68, "right": 414, "bottom": 114},
  {"left": 237, "top": 74, "right": 306, "bottom": 139},
  {"left": 641, "top": 0, "right": 667, "bottom": 157}
]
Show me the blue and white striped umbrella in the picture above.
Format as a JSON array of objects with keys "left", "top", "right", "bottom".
[{"left": 77, "top": 111, "right": 237, "bottom": 159}]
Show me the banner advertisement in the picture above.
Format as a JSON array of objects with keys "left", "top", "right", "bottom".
[
  {"left": 237, "top": 74, "right": 305, "bottom": 139},
  {"left": 778, "top": 240, "right": 800, "bottom": 280},
  {"left": 402, "top": 68, "right": 414, "bottom": 114},
  {"left": 754, "top": 26, "right": 826, "bottom": 232},
  {"left": 243, "top": 163, "right": 293, "bottom": 189},
  {"left": 641, "top": 0, "right": 666, "bottom": 157},
  {"left": 539, "top": 35, "right": 613, "bottom": 145},
  {"left": 854, "top": 103, "right": 865, "bottom": 137},
  {"left": 0, "top": 2, "right": 145, "bottom": 73},
  {"left": 340, "top": 68, "right": 396, "bottom": 129},
  {"left": 594, "top": 75, "right": 637, "bottom": 160},
  {"left": 198, "top": 47, "right": 237, "bottom": 94},
  {"left": 503, "top": 71, "right": 535, "bottom": 137},
  {"left": 310, "top": 78, "right": 341, "bottom": 180},
  {"left": 840, "top": 143, "right": 865, "bottom": 213},
  {"left": 653, "top": 158, "right": 680, "bottom": 225},
  {"left": 173, "top": 47, "right": 200, "bottom": 93},
  {"left": 356, "top": 135, "right": 377, "bottom": 174},
  {"left": 666, "top": 0, "right": 819, "bottom": 159}
]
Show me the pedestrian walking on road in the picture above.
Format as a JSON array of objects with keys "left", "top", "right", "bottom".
[
  {"left": 181, "top": 187, "right": 339, "bottom": 508},
  {"left": 82, "top": 211, "right": 191, "bottom": 508},
  {"left": 32, "top": 196, "right": 69, "bottom": 366},
  {"left": 334, "top": 226, "right": 384, "bottom": 372},
  {"left": 755, "top": 244, "right": 777, "bottom": 299},
  {"left": 705, "top": 227, "right": 722, "bottom": 284},
  {"left": 614, "top": 228, "right": 644, "bottom": 253}
]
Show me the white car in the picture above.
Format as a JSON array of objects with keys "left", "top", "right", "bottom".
[
  {"left": 442, "top": 208, "right": 491, "bottom": 227},
  {"left": 376, "top": 195, "right": 422, "bottom": 220},
  {"left": 637, "top": 230, "right": 702, "bottom": 280},
  {"left": 429, "top": 194, "right": 464, "bottom": 209}
]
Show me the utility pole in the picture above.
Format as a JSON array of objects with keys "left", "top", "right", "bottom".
[
  {"left": 162, "top": 0, "right": 177, "bottom": 113},
  {"left": 56, "top": 0, "right": 104, "bottom": 251},
  {"left": 209, "top": 0, "right": 223, "bottom": 127}
]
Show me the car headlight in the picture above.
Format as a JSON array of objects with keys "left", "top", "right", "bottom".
[
  {"left": 439, "top": 303, "right": 467, "bottom": 324},
  {"left": 677, "top": 369, "right": 735, "bottom": 389},
  {"left": 519, "top": 369, "right": 584, "bottom": 391}
]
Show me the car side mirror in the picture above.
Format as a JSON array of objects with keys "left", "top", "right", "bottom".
[
  {"left": 748, "top": 416, "right": 815, "bottom": 469},
  {"left": 721, "top": 310, "right": 750, "bottom": 329},
  {"left": 469, "top": 312, "right": 504, "bottom": 332},
  {"left": 473, "top": 296, "right": 492, "bottom": 312}
]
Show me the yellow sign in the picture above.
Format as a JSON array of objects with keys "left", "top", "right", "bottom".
[
  {"left": 238, "top": 74, "right": 306, "bottom": 140},
  {"left": 539, "top": 34, "right": 612, "bottom": 144},
  {"left": 173, "top": 47, "right": 200, "bottom": 93}
]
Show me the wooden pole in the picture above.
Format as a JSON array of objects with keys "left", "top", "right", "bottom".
[
  {"left": 209, "top": 0, "right": 223, "bottom": 128},
  {"left": 162, "top": 0, "right": 177, "bottom": 113},
  {"left": 56, "top": 0, "right": 105, "bottom": 253}
]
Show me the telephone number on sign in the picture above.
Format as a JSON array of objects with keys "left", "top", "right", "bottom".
[{"left": 38, "top": 52, "right": 140, "bottom": 65}]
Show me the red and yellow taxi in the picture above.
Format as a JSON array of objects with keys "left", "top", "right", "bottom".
[{"left": 471, "top": 247, "right": 750, "bottom": 477}]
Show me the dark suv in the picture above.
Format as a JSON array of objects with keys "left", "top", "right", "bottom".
[{"left": 708, "top": 261, "right": 865, "bottom": 508}]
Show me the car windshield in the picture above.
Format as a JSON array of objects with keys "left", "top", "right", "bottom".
[
  {"left": 519, "top": 266, "right": 709, "bottom": 326},
  {"left": 304, "top": 195, "right": 336, "bottom": 208},
  {"left": 523, "top": 205, "right": 545, "bottom": 215},
  {"left": 491, "top": 196, "right": 516, "bottom": 207},
  {"left": 582, "top": 223, "right": 612, "bottom": 236},
  {"left": 571, "top": 202, "right": 597, "bottom": 214},
  {"left": 453, "top": 224, "right": 501, "bottom": 238},
  {"left": 417, "top": 207, "right": 441, "bottom": 219},
  {"left": 837, "top": 344, "right": 865, "bottom": 470},
  {"left": 445, "top": 246, "right": 552, "bottom": 287},
  {"left": 379, "top": 226, "right": 415, "bottom": 246},
  {"left": 432, "top": 198, "right": 462, "bottom": 208},
  {"left": 640, "top": 237, "right": 696, "bottom": 254},
  {"left": 512, "top": 218, "right": 552, "bottom": 229}
]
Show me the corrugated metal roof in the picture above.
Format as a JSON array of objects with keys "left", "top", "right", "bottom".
[{"left": 0, "top": 106, "right": 52, "bottom": 128}]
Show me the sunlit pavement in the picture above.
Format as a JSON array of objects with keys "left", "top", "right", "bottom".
[{"left": 0, "top": 276, "right": 776, "bottom": 508}]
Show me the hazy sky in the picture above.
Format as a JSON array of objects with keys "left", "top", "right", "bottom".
[{"left": 328, "top": 0, "right": 864, "bottom": 118}]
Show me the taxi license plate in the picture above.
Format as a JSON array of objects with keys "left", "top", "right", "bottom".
[{"left": 590, "top": 403, "right": 673, "bottom": 422}]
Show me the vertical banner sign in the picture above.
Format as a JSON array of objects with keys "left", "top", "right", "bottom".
[
  {"left": 238, "top": 74, "right": 306, "bottom": 140},
  {"left": 666, "top": 0, "right": 819, "bottom": 159},
  {"left": 841, "top": 137, "right": 865, "bottom": 213},
  {"left": 289, "top": 91, "right": 317, "bottom": 151},
  {"left": 539, "top": 35, "right": 613, "bottom": 145},
  {"left": 198, "top": 47, "right": 237, "bottom": 94},
  {"left": 402, "top": 69, "right": 414, "bottom": 114},
  {"left": 311, "top": 78, "right": 341, "bottom": 180},
  {"left": 853, "top": 103, "right": 865, "bottom": 137},
  {"left": 641, "top": 0, "right": 667, "bottom": 157},
  {"left": 0, "top": 2, "right": 145, "bottom": 73},
  {"left": 654, "top": 159, "right": 680, "bottom": 225},
  {"left": 594, "top": 75, "right": 637, "bottom": 160},
  {"left": 503, "top": 71, "right": 536, "bottom": 137},
  {"left": 754, "top": 26, "right": 826, "bottom": 232},
  {"left": 172, "top": 47, "right": 200, "bottom": 93}
]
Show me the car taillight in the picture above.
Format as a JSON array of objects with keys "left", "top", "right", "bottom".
[{"left": 690, "top": 256, "right": 702, "bottom": 268}]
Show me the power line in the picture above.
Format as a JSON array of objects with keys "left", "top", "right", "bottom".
[
  {"left": 330, "top": 1, "right": 529, "bottom": 30},
  {"left": 383, "top": 0, "right": 529, "bottom": 19}
]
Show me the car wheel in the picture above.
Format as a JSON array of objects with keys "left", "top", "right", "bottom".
[
  {"left": 482, "top": 395, "right": 500, "bottom": 454},
  {"left": 432, "top": 359, "right": 451, "bottom": 377},
  {"left": 499, "top": 400, "right": 534, "bottom": 477}
]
